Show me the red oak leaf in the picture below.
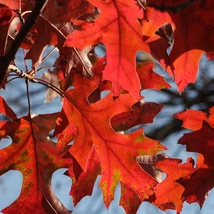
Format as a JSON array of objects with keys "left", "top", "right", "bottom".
[
  {"left": 65, "top": 0, "right": 163, "bottom": 99},
  {"left": 70, "top": 148, "right": 101, "bottom": 206},
  {"left": 178, "top": 122, "right": 214, "bottom": 206},
  {"left": 54, "top": 72, "right": 166, "bottom": 207},
  {"left": 111, "top": 101, "right": 164, "bottom": 132},
  {"left": 145, "top": 0, "right": 214, "bottom": 92},
  {"left": 0, "top": 113, "right": 72, "bottom": 213},
  {"left": 0, "top": 1, "right": 37, "bottom": 55},
  {"left": 24, "top": 15, "right": 93, "bottom": 79},
  {"left": 0, "top": 96, "right": 17, "bottom": 119},
  {"left": 178, "top": 167, "right": 214, "bottom": 207},
  {"left": 142, "top": 7, "right": 172, "bottom": 38},
  {"left": 146, "top": 0, "right": 197, "bottom": 11},
  {"left": 154, "top": 155, "right": 203, "bottom": 213},
  {"left": 206, "top": 52, "right": 214, "bottom": 60},
  {"left": 0, "top": 3, "right": 17, "bottom": 56},
  {"left": 0, "top": 4, "right": 12, "bottom": 27},
  {"left": 24, "top": 15, "right": 66, "bottom": 68},
  {"left": 0, "top": 0, "right": 34, "bottom": 11},
  {"left": 64, "top": 154, "right": 82, "bottom": 188},
  {"left": 178, "top": 121, "right": 214, "bottom": 167},
  {"left": 119, "top": 153, "right": 171, "bottom": 213},
  {"left": 0, "top": 1, "right": 19, "bottom": 10},
  {"left": 137, "top": 62, "right": 170, "bottom": 90},
  {"left": 44, "top": 0, "right": 94, "bottom": 23},
  {"left": 174, "top": 107, "right": 214, "bottom": 131},
  {"left": 119, "top": 153, "right": 167, "bottom": 214},
  {"left": 120, "top": 183, "right": 141, "bottom": 214}
]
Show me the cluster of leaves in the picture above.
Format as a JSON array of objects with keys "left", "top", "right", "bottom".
[{"left": 0, "top": 0, "right": 214, "bottom": 213}]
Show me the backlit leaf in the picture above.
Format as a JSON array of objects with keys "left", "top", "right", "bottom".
[
  {"left": 65, "top": 0, "right": 165, "bottom": 99},
  {"left": 55, "top": 72, "right": 166, "bottom": 207},
  {"left": 0, "top": 114, "right": 72, "bottom": 213},
  {"left": 178, "top": 122, "right": 214, "bottom": 206},
  {"left": 174, "top": 107, "right": 214, "bottom": 131},
  {"left": 145, "top": 0, "right": 214, "bottom": 92}
]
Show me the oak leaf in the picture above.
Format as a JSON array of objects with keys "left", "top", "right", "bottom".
[
  {"left": 69, "top": 148, "right": 101, "bottom": 206},
  {"left": 146, "top": 0, "right": 197, "bottom": 12},
  {"left": 65, "top": 0, "right": 167, "bottom": 99},
  {"left": 137, "top": 62, "right": 170, "bottom": 90},
  {"left": 145, "top": 0, "right": 214, "bottom": 92},
  {"left": 0, "top": 96, "right": 17, "bottom": 119},
  {"left": 0, "top": 3, "right": 16, "bottom": 56},
  {"left": 54, "top": 72, "right": 166, "bottom": 207},
  {"left": 174, "top": 107, "right": 214, "bottom": 131},
  {"left": 111, "top": 101, "right": 164, "bottom": 132},
  {"left": 178, "top": 122, "right": 214, "bottom": 169},
  {"left": 0, "top": 4, "right": 12, "bottom": 27},
  {"left": 44, "top": 0, "right": 94, "bottom": 23},
  {"left": 0, "top": 113, "right": 72, "bottom": 213},
  {"left": 154, "top": 155, "right": 203, "bottom": 213},
  {"left": 119, "top": 153, "right": 168, "bottom": 214},
  {"left": 178, "top": 122, "right": 214, "bottom": 206},
  {"left": 120, "top": 183, "right": 141, "bottom": 214}
]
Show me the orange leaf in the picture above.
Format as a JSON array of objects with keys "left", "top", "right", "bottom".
[
  {"left": 70, "top": 148, "right": 101, "bottom": 205},
  {"left": 111, "top": 101, "right": 164, "bottom": 132},
  {"left": 137, "top": 62, "right": 170, "bottom": 90},
  {"left": 145, "top": 0, "right": 214, "bottom": 92},
  {"left": 120, "top": 183, "right": 141, "bottom": 214},
  {"left": 0, "top": 96, "right": 17, "bottom": 119},
  {"left": 0, "top": 4, "right": 12, "bottom": 26},
  {"left": 146, "top": 0, "right": 194, "bottom": 11},
  {"left": 44, "top": 0, "right": 94, "bottom": 22},
  {"left": 154, "top": 156, "right": 202, "bottom": 213},
  {"left": 174, "top": 107, "right": 214, "bottom": 131},
  {"left": 55, "top": 73, "right": 166, "bottom": 207},
  {"left": 65, "top": 0, "right": 153, "bottom": 99},
  {"left": 178, "top": 122, "right": 214, "bottom": 206},
  {"left": 0, "top": 114, "right": 72, "bottom": 213},
  {"left": 178, "top": 122, "right": 214, "bottom": 167}
]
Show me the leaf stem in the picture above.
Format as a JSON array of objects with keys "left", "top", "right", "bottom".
[
  {"left": 7, "top": 65, "right": 64, "bottom": 98},
  {"left": 33, "top": 77, "right": 65, "bottom": 98},
  {"left": 5, "top": 76, "right": 21, "bottom": 84},
  {"left": 41, "top": 46, "right": 56, "bottom": 63}
]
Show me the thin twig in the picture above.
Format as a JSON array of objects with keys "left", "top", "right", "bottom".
[
  {"left": 41, "top": 46, "right": 56, "bottom": 63},
  {"left": 7, "top": 65, "right": 64, "bottom": 97},
  {"left": 26, "top": 80, "right": 33, "bottom": 120},
  {"left": 33, "top": 77, "right": 65, "bottom": 98},
  {"left": 23, "top": 49, "right": 29, "bottom": 72},
  {"left": 37, "top": 65, "right": 54, "bottom": 72},
  {"left": 8, "top": 64, "right": 38, "bottom": 82},
  {"left": 0, "top": 0, "right": 49, "bottom": 84},
  {"left": 5, "top": 77, "right": 20, "bottom": 84},
  {"left": 6, "top": 74, "right": 18, "bottom": 77}
]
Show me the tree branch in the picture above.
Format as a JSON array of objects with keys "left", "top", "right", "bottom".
[{"left": 0, "top": 0, "right": 48, "bottom": 85}]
